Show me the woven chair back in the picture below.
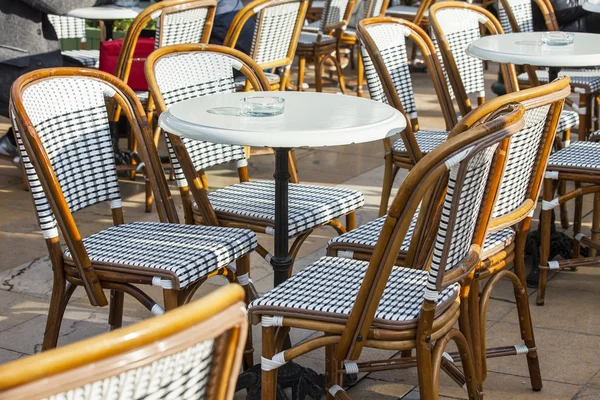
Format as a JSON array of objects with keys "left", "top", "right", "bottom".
[
  {"left": 48, "top": 15, "right": 87, "bottom": 40},
  {"left": 0, "top": 285, "right": 247, "bottom": 400},
  {"left": 499, "top": 0, "right": 560, "bottom": 32}
]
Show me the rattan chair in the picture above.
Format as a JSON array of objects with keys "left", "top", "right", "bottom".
[
  {"left": 251, "top": 102, "right": 526, "bottom": 400},
  {"left": 429, "top": 1, "right": 579, "bottom": 140},
  {"left": 146, "top": 44, "right": 364, "bottom": 275},
  {"left": 349, "top": 18, "right": 456, "bottom": 216},
  {"left": 296, "top": 0, "right": 357, "bottom": 93},
  {"left": 340, "top": 0, "right": 390, "bottom": 97},
  {"left": 385, "top": 0, "right": 434, "bottom": 28},
  {"left": 48, "top": 15, "right": 100, "bottom": 68},
  {"left": 112, "top": 0, "right": 217, "bottom": 213},
  {"left": 498, "top": 0, "right": 600, "bottom": 141},
  {"left": 0, "top": 284, "right": 247, "bottom": 400},
  {"left": 9, "top": 68, "right": 257, "bottom": 356},
  {"left": 223, "top": 0, "right": 309, "bottom": 91}
]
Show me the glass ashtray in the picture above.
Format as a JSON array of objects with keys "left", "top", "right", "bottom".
[
  {"left": 541, "top": 32, "right": 574, "bottom": 46},
  {"left": 115, "top": 0, "right": 140, "bottom": 7},
  {"left": 240, "top": 96, "right": 285, "bottom": 117}
]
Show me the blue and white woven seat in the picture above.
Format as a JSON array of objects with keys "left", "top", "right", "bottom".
[
  {"left": 63, "top": 222, "right": 257, "bottom": 289},
  {"left": 48, "top": 15, "right": 99, "bottom": 68},
  {"left": 209, "top": 181, "right": 364, "bottom": 237},
  {"left": 249, "top": 257, "right": 459, "bottom": 328},
  {"left": 392, "top": 130, "right": 448, "bottom": 153},
  {"left": 547, "top": 141, "right": 600, "bottom": 171}
]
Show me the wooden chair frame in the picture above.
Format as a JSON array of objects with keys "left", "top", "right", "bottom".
[
  {"left": 113, "top": 0, "right": 217, "bottom": 213},
  {"left": 356, "top": 17, "right": 457, "bottom": 216},
  {"left": 0, "top": 285, "right": 247, "bottom": 400},
  {"left": 10, "top": 68, "right": 254, "bottom": 359},
  {"left": 255, "top": 104, "right": 526, "bottom": 400},
  {"left": 146, "top": 43, "right": 357, "bottom": 275},
  {"left": 223, "top": 0, "right": 309, "bottom": 91},
  {"left": 296, "top": 0, "right": 358, "bottom": 93}
]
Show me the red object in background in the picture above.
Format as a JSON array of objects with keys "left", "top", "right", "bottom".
[{"left": 99, "top": 38, "right": 155, "bottom": 91}]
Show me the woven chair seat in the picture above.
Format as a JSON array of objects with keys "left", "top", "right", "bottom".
[
  {"left": 63, "top": 222, "right": 257, "bottom": 289},
  {"left": 62, "top": 50, "right": 99, "bottom": 68},
  {"left": 547, "top": 141, "right": 600, "bottom": 171},
  {"left": 556, "top": 110, "right": 579, "bottom": 133},
  {"left": 518, "top": 70, "right": 600, "bottom": 94},
  {"left": 249, "top": 256, "right": 459, "bottom": 329},
  {"left": 385, "top": 5, "right": 428, "bottom": 18},
  {"left": 303, "top": 20, "right": 321, "bottom": 32},
  {"left": 234, "top": 72, "right": 281, "bottom": 89},
  {"left": 329, "top": 215, "right": 515, "bottom": 258},
  {"left": 207, "top": 181, "right": 364, "bottom": 237},
  {"left": 298, "top": 31, "right": 336, "bottom": 45},
  {"left": 392, "top": 130, "right": 448, "bottom": 154}
]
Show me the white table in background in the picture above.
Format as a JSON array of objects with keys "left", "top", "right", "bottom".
[
  {"left": 67, "top": 2, "right": 151, "bottom": 39},
  {"left": 583, "top": 1, "right": 600, "bottom": 12},
  {"left": 159, "top": 91, "right": 406, "bottom": 287}
]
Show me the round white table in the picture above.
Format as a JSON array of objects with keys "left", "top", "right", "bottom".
[
  {"left": 160, "top": 91, "right": 406, "bottom": 286},
  {"left": 583, "top": 1, "right": 600, "bottom": 12},
  {"left": 67, "top": 2, "right": 151, "bottom": 39}
]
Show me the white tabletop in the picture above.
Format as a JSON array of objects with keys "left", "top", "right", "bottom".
[
  {"left": 159, "top": 92, "right": 406, "bottom": 148},
  {"left": 583, "top": 1, "right": 600, "bottom": 12},
  {"left": 466, "top": 32, "right": 600, "bottom": 68},
  {"left": 67, "top": 2, "right": 150, "bottom": 20}
]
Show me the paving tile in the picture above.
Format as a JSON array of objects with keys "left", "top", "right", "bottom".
[
  {"left": 0, "top": 347, "right": 27, "bottom": 364},
  {"left": 501, "top": 287, "right": 600, "bottom": 336},
  {"left": 545, "top": 266, "right": 600, "bottom": 294},
  {"left": 0, "top": 256, "right": 56, "bottom": 298},
  {"left": 0, "top": 290, "right": 53, "bottom": 334},
  {"left": 485, "top": 322, "right": 600, "bottom": 385},
  {"left": 574, "top": 387, "right": 600, "bottom": 399},
  {"left": 0, "top": 232, "right": 49, "bottom": 272},
  {"left": 346, "top": 377, "right": 413, "bottom": 399},
  {"left": 588, "top": 369, "right": 600, "bottom": 388}
]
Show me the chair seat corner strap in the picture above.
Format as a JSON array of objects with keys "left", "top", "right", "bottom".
[
  {"left": 344, "top": 361, "right": 359, "bottom": 374},
  {"left": 329, "top": 385, "right": 345, "bottom": 396},
  {"left": 151, "top": 303, "right": 165, "bottom": 316},
  {"left": 514, "top": 344, "right": 529, "bottom": 354},
  {"left": 261, "top": 351, "right": 286, "bottom": 371},
  {"left": 152, "top": 276, "right": 174, "bottom": 289}
]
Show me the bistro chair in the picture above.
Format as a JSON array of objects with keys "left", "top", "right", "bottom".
[
  {"left": 9, "top": 68, "right": 257, "bottom": 355},
  {"left": 0, "top": 285, "right": 247, "bottom": 400},
  {"left": 48, "top": 15, "right": 100, "bottom": 68},
  {"left": 498, "top": 0, "right": 600, "bottom": 141},
  {"left": 429, "top": 1, "right": 579, "bottom": 141},
  {"left": 250, "top": 102, "right": 526, "bottom": 400},
  {"left": 296, "top": 0, "right": 357, "bottom": 93},
  {"left": 223, "top": 0, "right": 309, "bottom": 91},
  {"left": 112, "top": 0, "right": 217, "bottom": 213},
  {"left": 340, "top": 0, "right": 390, "bottom": 97},
  {"left": 385, "top": 0, "right": 434, "bottom": 28},
  {"left": 146, "top": 44, "right": 364, "bottom": 275},
  {"left": 348, "top": 18, "right": 456, "bottom": 216}
]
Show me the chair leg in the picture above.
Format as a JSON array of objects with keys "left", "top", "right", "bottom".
[
  {"left": 315, "top": 56, "right": 324, "bottom": 93},
  {"left": 578, "top": 93, "right": 589, "bottom": 141},
  {"left": 42, "top": 278, "right": 69, "bottom": 351},
  {"left": 236, "top": 254, "right": 257, "bottom": 369},
  {"left": 558, "top": 179, "right": 569, "bottom": 229},
  {"left": 145, "top": 175, "right": 153, "bottom": 213},
  {"left": 345, "top": 212, "right": 356, "bottom": 231},
  {"left": 325, "top": 343, "right": 342, "bottom": 400},
  {"left": 262, "top": 325, "right": 278, "bottom": 400},
  {"left": 357, "top": 51, "right": 364, "bottom": 97},
  {"left": 332, "top": 54, "right": 347, "bottom": 95},
  {"left": 416, "top": 344, "right": 435, "bottom": 400},
  {"left": 573, "top": 182, "right": 583, "bottom": 259},
  {"left": 379, "top": 156, "right": 396, "bottom": 217},
  {"left": 537, "top": 178, "right": 554, "bottom": 305},
  {"left": 108, "top": 289, "right": 124, "bottom": 331},
  {"left": 590, "top": 193, "right": 600, "bottom": 258},
  {"left": 163, "top": 289, "right": 179, "bottom": 311},
  {"left": 298, "top": 57, "right": 306, "bottom": 92}
]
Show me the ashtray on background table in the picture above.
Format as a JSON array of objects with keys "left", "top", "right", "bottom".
[
  {"left": 541, "top": 32, "right": 574, "bottom": 46},
  {"left": 240, "top": 96, "right": 285, "bottom": 117}
]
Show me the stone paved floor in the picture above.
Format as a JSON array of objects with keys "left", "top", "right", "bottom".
[{"left": 0, "top": 63, "right": 599, "bottom": 399}]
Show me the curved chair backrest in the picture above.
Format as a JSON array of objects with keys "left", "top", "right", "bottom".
[
  {"left": 386, "top": 0, "right": 436, "bottom": 27},
  {"left": 115, "top": 0, "right": 217, "bottom": 88},
  {"left": 224, "top": 0, "right": 309, "bottom": 69},
  {"left": 0, "top": 285, "right": 248, "bottom": 400},
  {"left": 146, "top": 44, "right": 271, "bottom": 225},
  {"left": 318, "top": 0, "right": 357, "bottom": 34},
  {"left": 429, "top": 2, "right": 518, "bottom": 117},
  {"left": 498, "top": 0, "right": 559, "bottom": 33},
  {"left": 335, "top": 101, "right": 526, "bottom": 360},
  {"left": 47, "top": 15, "right": 87, "bottom": 41},
  {"left": 358, "top": 18, "right": 456, "bottom": 136},
  {"left": 10, "top": 68, "right": 179, "bottom": 306}
]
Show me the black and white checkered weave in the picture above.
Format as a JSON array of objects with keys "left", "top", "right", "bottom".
[
  {"left": 497, "top": 0, "right": 533, "bottom": 33},
  {"left": 319, "top": 0, "right": 352, "bottom": 31},
  {"left": 492, "top": 105, "right": 550, "bottom": 218},
  {"left": 63, "top": 222, "right": 257, "bottom": 289},
  {"left": 153, "top": 52, "right": 246, "bottom": 186},
  {"left": 249, "top": 257, "right": 459, "bottom": 327},
  {"left": 392, "top": 130, "right": 448, "bottom": 153},
  {"left": 433, "top": 8, "right": 486, "bottom": 98},
  {"left": 208, "top": 181, "right": 365, "bottom": 237},
  {"left": 556, "top": 110, "right": 579, "bottom": 133},
  {"left": 428, "top": 143, "right": 497, "bottom": 291},
  {"left": 48, "top": 15, "right": 99, "bottom": 68},
  {"left": 361, "top": 0, "right": 386, "bottom": 20},
  {"left": 547, "top": 141, "right": 600, "bottom": 170},
  {"left": 14, "top": 78, "right": 121, "bottom": 239},
  {"left": 45, "top": 339, "right": 215, "bottom": 400},
  {"left": 250, "top": 1, "right": 303, "bottom": 64},
  {"left": 155, "top": 7, "right": 210, "bottom": 49},
  {"left": 518, "top": 70, "right": 600, "bottom": 94},
  {"left": 328, "top": 213, "right": 515, "bottom": 257}
]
